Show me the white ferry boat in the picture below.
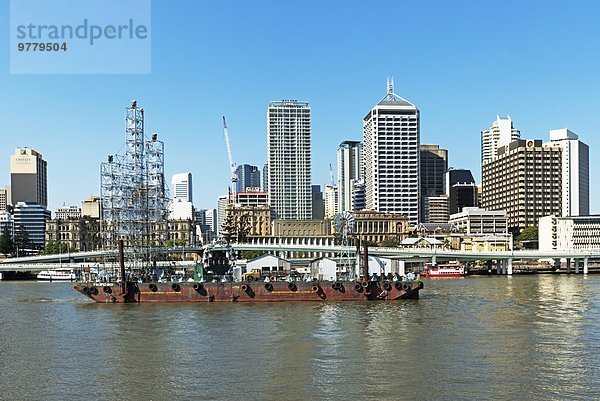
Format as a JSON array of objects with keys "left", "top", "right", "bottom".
[
  {"left": 422, "top": 262, "right": 466, "bottom": 278},
  {"left": 37, "top": 269, "right": 78, "bottom": 281}
]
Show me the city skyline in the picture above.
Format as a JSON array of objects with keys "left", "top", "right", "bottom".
[{"left": 1, "top": 1, "right": 599, "bottom": 213}]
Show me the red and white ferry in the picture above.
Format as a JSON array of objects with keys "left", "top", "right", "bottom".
[{"left": 422, "top": 262, "right": 466, "bottom": 278}]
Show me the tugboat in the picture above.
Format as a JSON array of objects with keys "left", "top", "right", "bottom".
[{"left": 74, "top": 240, "right": 423, "bottom": 303}]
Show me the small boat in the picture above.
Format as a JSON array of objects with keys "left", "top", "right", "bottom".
[
  {"left": 422, "top": 262, "right": 465, "bottom": 278},
  {"left": 37, "top": 268, "right": 78, "bottom": 281}
]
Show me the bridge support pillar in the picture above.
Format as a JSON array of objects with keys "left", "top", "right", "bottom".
[
  {"left": 501, "top": 260, "right": 507, "bottom": 275},
  {"left": 432, "top": 255, "right": 437, "bottom": 265},
  {"left": 507, "top": 258, "right": 513, "bottom": 275},
  {"left": 496, "top": 260, "right": 501, "bottom": 275},
  {"left": 584, "top": 257, "right": 589, "bottom": 275},
  {"left": 575, "top": 259, "right": 580, "bottom": 274},
  {"left": 566, "top": 258, "right": 571, "bottom": 274}
]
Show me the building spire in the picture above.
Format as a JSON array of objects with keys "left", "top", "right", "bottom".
[{"left": 386, "top": 77, "right": 395, "bottom": 97}]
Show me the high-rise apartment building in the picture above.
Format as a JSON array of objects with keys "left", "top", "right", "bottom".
[
  {"left": 324, "top": 184, "right": 338, "bottom": 219},
  {"left": 337, "top": 141, "right": 363, "bottom": 213},
  {"left": 544, "top": 129, "right": 589, "bottom": 216},
  {"left": 171, "top": 172, "right": 193, "bottom": 203},
  {"left": 236, "top": 164, "right": 261, "bottom": 193},
  {"left": 262, "top": 163, "right": 268, "bottom": 192},
  {"left": 420, "top": 144, "right": 448, "bottom": 222},
  {"left": 363, "top": 79, "right": 420, "bottom": 224},
  {"left": 481, "top": 116, "right": 521, "bottom": 165},
  {"left": 267, "top": 100, "right": 312, "bottom": 220},
  {"left": 482, "top": 139, "right": 562, "bottom": 232},
  {"left": 10, "top": 148, "right": 47, "bottom": 208}
]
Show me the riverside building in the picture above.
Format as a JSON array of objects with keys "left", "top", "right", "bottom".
[
  {"left": 539, "top": 215, "right": 600, "bottom": 251},
  {"left": 482, "top": 139, "right": 562, "bottom": 232},
  {"left": 363, "top": 79, "right": 420, "bottom": 224}
]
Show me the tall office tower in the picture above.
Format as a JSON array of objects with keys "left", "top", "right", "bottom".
[
  {"left": 482, "top": 139, "right": 562, "bottom": 232},
  {"left": 481, "top": 116, "right": 521, "bottom": 165},
  {"left": 351, "top": 180, "right": 366, "bottom": 211},
  {"left": 445, "top": 168, "right": 478, "bottom": 215},
  {"left": 267, "top": 100, "right": 312, "bottom": 220},
  {"left": 10, "top": 148, "right": 47, "bottom": 208},
  {"left": 204, "top": 208, "right": 217, "bottom": 234},
  {"left": 171, "top": 172, "right": 193, "bottom": 202},
  {"left": 311, "top": 185, "right": 324, "bottom": 220},
  {"left": 0, "top": 188, "right": 7, "bottom": 211},
  {"left": 324, "top": 184, "right": 338, "bottom": 219},
  {"left": 13, "top": 202, "right": 51, "bottom": 249},
  {"left": 337, "top": 141, "right": 363, "bottom": 213},
  {"left": 363, "top": 79, "right": 420, "bottom": 224},
  {"left": 544, "top": 129, "right": 589, "bottom": 216},
  {"left": 217, "top": 195, "right": 229, "bottom": 235},
  {"left": 236, "top": 164, "right": 261, "bottom": 193},
  {"left": 420, "top": 144, "right": 448, "bottom": 222},
  {"left": 262, "top": 163, "right": 268, "bottom": 192}
]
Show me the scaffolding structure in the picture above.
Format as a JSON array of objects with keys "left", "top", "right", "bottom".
[{"left": 100, "top": 100, "right": 169, "bottom": 274}]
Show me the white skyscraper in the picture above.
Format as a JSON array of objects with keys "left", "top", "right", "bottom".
[
  {"left": 363, "top": 79, "right": 420, "bottom": 224},
  {"left": 481, "top": 116, "right": 521, "bottom": 164},
  {"left": 544, "top": 128, "right": 589, "bottom": 216},
  {"left": 267, "top": 100, "right": 312, "bottom": 220},
  {"left": 171, "top": 172, "right": 192, "bottom": 203},
  {"left": 337, "top": 141, "right": 363, "bottom": 213}
]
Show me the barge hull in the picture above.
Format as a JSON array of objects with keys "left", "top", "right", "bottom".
[{"left": 74, "top": 281, "right": 422, "bottom": 303}]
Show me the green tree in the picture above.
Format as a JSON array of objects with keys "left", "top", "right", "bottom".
[
  {"left": 379, "top": 237, "right": 399, "bottom": 247},
  {"left": 241, "top": 250, "right": 267, "bottom": 260},
  {"left": 14, "top": 224, "right": 31, "bottom": 253},
  {"left": 42, "top": 242, "right": 71, "bottom": 255},
  {"left": 0, "top": 226, "right": 15, "bottom": 256},
  {"left": 517, "top": 226, "right": 538, "bottom": 242}
]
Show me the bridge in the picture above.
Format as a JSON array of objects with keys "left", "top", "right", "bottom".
[{"left": 1, "top": 243, "right": 598, "bottom": 275}]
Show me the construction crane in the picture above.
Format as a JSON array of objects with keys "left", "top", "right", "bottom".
[
  {"left": 329, "top": 163, "right": 335, "bottom": 186},
  {"left": 222, "top": 116, "right": 238, "bottom": 203}
]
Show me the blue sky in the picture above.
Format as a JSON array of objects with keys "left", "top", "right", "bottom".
[{"left": 1, "top": 0, "right": 600, "bottom": 213}]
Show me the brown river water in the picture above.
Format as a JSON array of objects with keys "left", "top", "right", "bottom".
[{"left": 0, "top": 275, "right": 599, "bottom": 400}]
